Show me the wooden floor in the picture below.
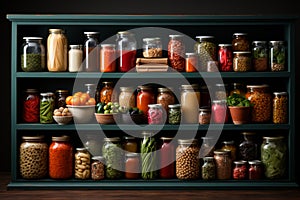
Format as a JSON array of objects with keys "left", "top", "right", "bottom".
[{"left": 1, "top": 172, "right": 300, "bottom": 200}]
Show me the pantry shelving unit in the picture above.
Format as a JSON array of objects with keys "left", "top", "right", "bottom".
[{"left": 7, "top": 14, "right": 298, "bottom": 189}]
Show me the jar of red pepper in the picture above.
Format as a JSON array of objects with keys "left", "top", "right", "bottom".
[
  {"left": 160, "top": 137, "right": 175, "bottom": 179},
  {"left": 233, "top": 160, "right": 248, "bottom": 180},
  {"left": 211, "top": 100, "right": 229, "bottom": 123},
  {"left": 218, "top": 44, "right": 233, "bottom": 72},
  {"left": 22, "top": 89, "right": 40, "bottom": 123},
  {"left": 49, "top": 135, "right": 73, "bottom": 179},
  {"left": 147, "top": 104, "right": 165, "bottom": 124},
  {"left": 248, "top": 160, "right": 263, "bottom": 180}
]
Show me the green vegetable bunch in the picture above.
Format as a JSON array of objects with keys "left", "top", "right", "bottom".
[
  {"left": 141, "top": 135, "right": 157, "bottom": 179},
  {"left": 226, "top": 93, "right": 252, "bottom": 107}
]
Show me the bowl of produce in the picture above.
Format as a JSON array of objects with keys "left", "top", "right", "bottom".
[
  {"left": 53, "top": 107, "right": 73, "bottom": 125},
  {"left": 118, "top": 107, "right": 145, "bottom": 124},
  {"left": 95, "top": 102, "right": 120, "bottom": 124}
]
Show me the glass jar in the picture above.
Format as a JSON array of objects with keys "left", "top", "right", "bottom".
[
  {"left": 125, "top": 153, "right": 140, "bottom": 179},
  {"left": 207, "top": 61, "right": 219, "bottom": 72},
  {"left": 221, "top": 140, "right": 237, "bottom": 161},
  {"left": 100, "top": 81, "right": 117, "bottom": 104},
  {"left": 180, "top": 84, "right": 200, "bottom": 124},
  {"left": 185, "top": 52, "right": 198, "bottom": 72},
  {"left": 47, "top": 29, "right": 68, "bottom": 72},
  {"left": 229, "top": 82, "right": 246, "bottom": 96},
  {"left": 168, "top": 104, "right": 181, "bottom": 124},
  {"left": 168, "top": 34, "right": 186, "bottom": 72},
  {"left": 21, "top": 37, "right": 45, "bottom": 72},
  {"left": 49, "top": 135, "right": 73, "bottom": 179},
  {"left": 123, "top": 136, "right": 138, "bottom": 153},
  {"left": 233, "top": 51, "right": 252, "bottom": 72},
  {"left": 22, "top": 89, "right": 40, "bottom": 123},
  {"left": 147, "top": 104, "right": 165, "bottom": 124},
  {"left": 233, "top": 160, "right": 247, "bottom": 180},
  {"left": 19, "top": 135, "right": 48, "bottom": 179},
  {"left": 83, "top": 31, "right": 100, "bottom": 72},
  {"left": 68, "top": 44, "right": 83, "bottom": 72},
  {"left": 269, "top": 41, "right": 286, "bottom": 72},
  {"left": 214, "top": 149, "right": 232, "bottom": 180},
  {"left": 160, "top": 137, "right": 175, "bottom": 179},
  {"left": 202, "top": 157, "right": 216, "bottom": 180},
  {"left": 74, "top": 147, "right": 91, "bottom": 179},
  {"left": 232, "top": 33, "right": 250, "bottom": 51},
  {"left": 85, "top": 83, "right": 97, "bottom": 100},
  {"left": 200, "top": 137, "right": 216, "bottom": 158},
  {"left": 195, "top": 36, "right": 217, "bottom": 71},
  {"left": 141, "top": 132, "right": 158, "bottom": 179},
  {"left": 200, "top": 85, "right": 211, "bottom": 108},
  {"left": 116, "top": 31, "right": 137, "bottom": 72},
  {"left": 246, "top": 84, "right": 272, "bottom": 123},
  {"left": 100, "top": 44, "right": 116, "bottom": 72},
  {"left": 218, "top": 44, "right": 233, "bottom": 72},
  {"left": 199, "top": 107, "right": 211, "bottom": 125},
  {"left": 261, "top": 136, "right": 287, "bottom": 179},
  {"left": 214, "top": 83, "right": 229, "bottom": 100},
  {"left": 211, "top": 100, "right": 229, "bottom": 124},
  {"left": 176, "top": 139, "right": 200, "bottom": 180},
  {"left": 142, "top": 37, "right": 162, "bottom": 58},
  {"left": 102, "top": 137, "right": 123, "bottom": 179},
  {"left": 136, "top": 85, "right": 155, "bottom": 118},
  {"left": 55, "top": 89, "right": 69, "bottom": 108},
  {"left": 273, "top": 92, "right": 288, "bottom": 124},
  {"left": 119, "top": 87, "right": 136, "bottom": 109},
  {"left": 157, "top": 87, "right": 175, "bottom": 115},
  {"left": 252, "top": 41, "right": 268, "bottom": 71},
  {"left": 91, "top": 156, "right": 105, "bottom": 180},
  {"left": 40, "top": 92, "right": 55, "bottom": 124},
  {"left": 248, "top": 160, "right": 263, "bottom": 180},
  {"left": 84, "top": 134, "right": 101, "bottom": 157},
  {"left": 238, "top": 132, "right": 258, "bottom": 161}
]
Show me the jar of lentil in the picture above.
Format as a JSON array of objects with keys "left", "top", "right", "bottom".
[
  {"left": 55, "top": 89, "right": 69, "bottom": 108},
  {"left": 176, "top": 139, "right": 200, "bottom": 180},
  {"left": 214, "top": 83, "right": 229, "bottom": 100},
  {"left": 122, "top": 136, "right": 138, "bottom": 153},
  {"left": 199, "top": 107, "right": 211, "bottom": 125},
  {"left": 211, "top": 100, "right": 229, "bottom": 124},
  {"left": 47, "top": 29, "right": 68, "bottom": 72},
  {"left": 21, "top": 37, "right": 45, "bottom": 72},
  {"left": 148, "top": 104, "right": 165, "bottom": 124},
  {"left": 218, "top": 44, "right": 233, "bottom": 72},
  {"left": 168, "top": 104, "right": 181, "bottom": 124},
  {"left": 252, "top": 41, "right": 268, "bottom": 71},
  {"left": 119, "top": 86, "right": 136, "bottom": 109},
  {"left": 238, "top": 132, "right": 258, "bottom": 161},
  {"left": 233, "top": 51, "right": 252, "bottom": 72},
  {"left": 202, "top": 156, "right": 216, "bottom": 180},
  {"left": 195, "top": 36, "right": 217, "bottom": 71},
  {"left": 160, "top": 137, "right": 175, "bottom": 179},
  {"left": 233, "top": 160, "right": 247, "bottom": 180},
  {"left": 248, "top": 160, "right": 263, "bottom": 180},
  {"left": 68, "top": 44, "right": 83, "bottom": 72},
  {"left": 157, "top": 87, "right": 175, "bottom": 115},
  {"left": 168, "top": 34, "right": 186, "bottom": 72},
  {"left": 273, "top": 92, "right": 288, "bottom": 124},
  {"left": 22, "top": 89, "right": 40, "bottom": 123},
  {"left": 125, "top": 153, "right": 140, "bottom": 179},
  {"left": 143, "top": 37, "right": 163, "bottom": 58},
  {"left": 232, "top": 33, "right": 250, "bottom": 51},
  {"left": 214, "top": 149, "right": 232, "bottom": 180},
  {"left": 200, "top": 137, "right": 216, "bottom": 157},
  {"left": 100, "top": 81, "right": 117, "bottom": 104},
  {"left": 19, "top": 135, "right": 48, "bottom": 179},
  {"left": 141, "top": 132, "right": 158, "bottom": 179},
  {"left": 185, "top": 52, "right": 198, "bottom": 72},
  {"left": 74, "top": 147, "right": 91, "bottom": 180},
  {"left": 49, "top": 135, "right": 73, "bottom": 179},
  {"left": 91, "top": 156, "right": 105, "bottom": 180},
  {"left": 180, "top": 84, "right": 200, "bottom": 124},
  {"left": 102, "top": 137, "right": 123, "bottom": 179},
  {"left": 136, "top": 85, "right": 155, "bottom": 118},
  {"left": 221, "top": 140, "right": 237, "bottom": 161},
  {"left": 246, "top": 84, "right": 272, "bottom": 123},
  {"left": 261, "top": 136, "right": 287, "bottom": 179},
  {"left": 269, "top": 41, "right": 286, "bottom": 72},
  {"left": 83, "top": 31, "right": 100, "bottom": 72},
  {"left": 40, "top": 92, "right": 55, "bottom": 124},
  {"left": 100, "top": 44, "right": 116, "bottom": 72},
  {"left": 229, "top": 82, "right": 246, "bottom": 96}
]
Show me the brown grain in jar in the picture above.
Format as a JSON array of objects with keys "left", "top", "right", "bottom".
[
  {"left": 221, "top": 140, "right": 237, "bottom": 161},
  {"left": 232, "top": 33, "right": 250, "bottom": 51},
  {"left": 233, "top": 51, "right": 252, "bottom": 72},
  {"left": 214, "top": 149, "right": 232, "bottom": 180},
  {"left": 273, "top": 92, "right": 288, "bottom": 124},
  {"left": 157, "top": 87, "right": 175, "bottom": 115}
]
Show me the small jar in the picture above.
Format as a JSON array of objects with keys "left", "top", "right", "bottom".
[
  {"left": 238, "top": 132, "right": 258, "bottom": 161},
  {"left": 214, "top": 83, "right": 229, "bottom": 100},
  {"left": 83, "top": 31, "right": 100, "bottom": 72},
  {"left": 233, "top": 51, "right": 252, "bottom": 72},
  {"left": 122, "top": 136, "right": 138, "bottom": 153},
  {"left": 21, "top": 37, "right": 45, "bottom": 72},
  {"left": 229, "top": 82, "right": 246, "bottom": 96},
  {"left": 22, "top": 89, "right": 40, "bottom": 123},
  {"left": 269, "top": 41, "right": 286, "bottom": 72},
  {"left": 55, "top": 89, "right": 69, "bottom": 108},
  {"left": 74, "top": 147, "right": 91, "bottom": 180},
  {"left": 168, "top": 34, "right": 186, "bottom": 72},
  {"left": 49, "top": 135, "right": 73, "bottom": 179},
  {"left": 221, "top": 140, "right": 237, "bottom": 161},
  {"left": 84, "top": 134, "right": 101, "bottom": 157},
  {"left": 40, "top": 92, "right": 55, "bottom": 124},
  {"left": 125, "top": 153, "right": 140, "bottom": 179},
  {"left": 136, "top": 85, "right": 155, "bottom": 118},
  {"left": 195, "top": 36, "right": 217, "bottom": 71},
  {"left": 202, "top": 157, "right": 216, "bottom": 180},
  {"left": 180, "top": 84, "right": 200, "bottom": 124},
  {"left": 218, "top": 44, "right": 233, "bottom": 72},
  {"left": 100, "top": 81, "right": 117, "bottom": 104},
  {"left": 252, "top": 41, "right": 268, "bottom": 71},
  {"left": 232, "top": 33, "right": 250, "bottom": 51},
  {"left": 68, "top": 44, "right": 83, "bottom": 72},
  {"left": 147, "top": 104, "right": 165, "bottom": 124},
  {"left": 19, "top": 135, "right": 48, "bottom": 179},
  {"left": 185, "top": 52, "right": 198, "bottom": 72},
  {"left": 160, "top": 137, "right": 175, "bottom": 179},
  {"left": 248, "top": 160, "right": 263, "bottom": 180},
  {"left": 199, "top": 107, "right": 211, "bottom": 125},
  {"left": 214, "top": 149, "right": 232, "bottom": 180},
  {"left": 207, "top": 61, "right": 219, "bottom": 72},
  {"left": 233, "top": 160, "right": 248, "bottom": 180},
  {"left": 85, "top": 83, "right": 97, "bottom": 100},
  {"left": 157, "top": 87, "right": 175, "bottom": 115},
  {"left": 200, "top": 137, "right": 216, "bottom": 157},
  {"left": 91, "top": 156, "right": 105, "bottom": 180},
  {"left": 211, "top": 100, "right": 229, "bottom": 124},
  {"left": 143, "top": 37, "right": 162, "bottom": 58},
  {"left": 100, "top": 44, "right": 116, "bottom": 72},
  {"left": 119, "top": 87, "right": 136, "bottom": 109},
  {"left": 176, "top": 139, "right": 200, "bottom": 180},
  {"left": 141, "top": 132, "right": 158, "bottom": 179},
  {"left": 168, "top": 104, "right": 181, "bottom": 124},
  {"left": 273, "top": 92, "right": 288, "bottom": 124}
]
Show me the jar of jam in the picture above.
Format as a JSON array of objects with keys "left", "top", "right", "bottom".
[
  {"left": 100, "top": 44, "right": 116, "bottom": 72},
  {"left": 180, "top": 84, "right": 200, "bottom": 124},
  {"left": 214, "top": 149, "right": 232, "bottom": 180},
  {"left": 221, "top": 140, "right": 237, "bottom": 161},
  {"left": 68, "top": 44, "right": 83, "bottom": 72},
  {"left": 229, "top": 82, "right": 246, "bottom": 96},
  {"left": 195, "top": 36, "right": 217, "bottom": 71},
  {"left": 252, "top": 41, "right": 268, "bottom": 71},
  {"left": 185, "top": 52, "right": 198, "bottom": 72},
  {"left": 74, "top": 147, "right": 91, "bottom": 179},
  {"left": 168, "top": 104, "right": 181, "bottom": 124},
  {"left": 233, "top": 160, "right": 247, "bottom": 180},
  {"left": 232, "top": 33, "right": 250, "bottom": 51},
  {"left": 55, "top": 89, "right": 69, "bottom": 108},
  {"left": 136, "top": 85, "right": 155, "bottom": 118},
  {"left": 119, "top": 87, "right": 136, "bottom": 109},
  {"left": 233, "top": 51, "right": 252, "bottom": 72},
  {"left": 122, "top": 136, "right": 138, "bottom": 153},
  {"left": 269, "top": 41, "right": 286, "bottom": 72},
  {"left": 141, "top": 132, "right": 158, "bottom": 179},
  {"left": 22, "top": 89, "right": 40, "bottom": 123},
  {"left": 211, "top": 100, "right": 229, "bottom": 124},
  {"left": 40, "top": 92, "right": 55, "bottom": 124},
  {"left": 273, "top": 92, "right": 288, "bottom": 124},
  {"left": 157, "top": 87, "right": 175, "bottom": 115},
  {"left": 148, "top": 104, "right": 165, "bottom": 124},
  {"left": 91, "top": 156, "right": 105, "bottom": 180},
  {"left": 200, "top": 137, "right": 216, "bottom": 157},
  {"left": 49, "top": 135, "right": 73, "bottom": 179},
  {"left": 160, "top": 137, "right": 175, "bottom": 179},
  {"left": 214, "top": 83, "right": 229, "bottom": 100},
  {"left": 168, "top": 34, "right": 185, "bottom": 72},
  {"left": 125, "top": 153, "right": 140, "bottom": 179},
  {"left": 100, "top": 81, "right": 117, "bottom": 104},
  {"left": 202, "top": 156, "right": 216, "bottom": 180},
  {"left": 143, "top": 37, "right": 162, "bottom": 58},
  {"left": 248, "top": 160, "right": 263, "bottom": 180},
  {"left": 238, "top": 132, "right": 258, "bottom": 161},
  {"left": 199, "top": 107, "right": 211, "bottom": 125},
  {"left": 218, "top": 44, "right": 233, "bottom": 72},
  {"left": 83, "top": 31, "right": 100, "bottom": 72}
]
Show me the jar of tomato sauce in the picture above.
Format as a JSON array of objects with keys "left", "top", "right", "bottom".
[
  {"left": 22, "top": 89, "right": 40, "bottom": 123},
  {"left": 211, "top": 100, "right": 229, "bottom": 123},
  {"left": 137, "top": 85, "right": 155, "bottom": 118},
  {"left": 160, "top": 137, "right": 175, "bottom": 179}
]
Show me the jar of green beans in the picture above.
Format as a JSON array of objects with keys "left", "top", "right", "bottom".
[{"left": 40, "top": 92, "right": 55, "bottom": 124}]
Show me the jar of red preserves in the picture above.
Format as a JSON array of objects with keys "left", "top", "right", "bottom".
[
  {"left": 148, "top": 104, "right": 165, "bottom": 124},
  {"left": 248, "top": 160, "right": 263, "bottom": 180},
  {"left": 125, "top": 153, "right": 140, "bottom": 179},
  {"left": 49, "top": 135, "right": 73, "bottom": 179},
  {"left": 22, "top": 89, "right": 40, "bottom": 123},
  {"left": 100, "top": 44, "right": 116, "bottom": 72},
  {"left": 211, "top": 100, "right": 229, "bottom": 123},
  {"left": 160, "top": 137, "right": 175, "bottom": 179},
  {"left": 136, "top": 85, "right": 155, "bottom": 118},
  {"left": 218, "top": 44, "right": 233, "bottom": 72},
  {"left": 233, "top": 160, "right": 247, "bottom": 180}
]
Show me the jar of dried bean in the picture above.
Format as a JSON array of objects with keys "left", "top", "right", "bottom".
[
  {"left": 19, "top": 135, "right": 48, "bottom": 179},
  {"left": 185, "top": 52, "right": 198, "bottom": 72},
  {"left": 199, "top": 107, "right": 211, "bottom": 125},
  {"left": 214, "top": 149, "right": 232, "bottom": 180},
  {"left": 160, "top": 137, "right": 175, "bottom": 179},
  {"left": 168, "top": 34, "right": 186, "bottom": 72},
  {"left": 148, "top": 104, "right": 165, "bottom": 124},
  {"left": 83, "top": 31, "right": 100, "bottom": 72},
  {"left": 176, "top": 139, "right": 200, "bottom": 180},
  {"left": 91, "top": 156, "right": 105, "bottom": 180},
  {"left": 100, "top": 44, "right": 116, "bottom": 72},
  {"left": 100, "top": 81, "right": 117, "bottom": 104},
  {"left": 238, "top": 132, "right": 258, "bottom": 161},
  {"left": 49, "top": 135, "right": 73, "bottom": 179},
  {"left": 157, "top": 87, "right": 175, "bottom": 115},
  {"left": 143, "top": 37, "right": 162, "bottom": 58},
  {"left": 202, "top": 156, "right": 215, "bottom": 180},
  {"left": 211, "top": 100, "right": 229, "bottom": 124},
  {"left": 119, "top": 86, "right": 136, "bottom": 109},
  {"left": 74, "top": 147, "right": 91, "bottom": 180},
  {"left": 125, "top": 153, "right": 140, "bottom": 179},
  {"left": 40, "top": 92, "right": 55, "bottom": 124},
  {"left": 233, "top": 51, "right": 252, "bottom": 72},
  {"left": 269, "top": 41, "right": 286, "bottom": 72},
  {"left": 168, "top": 104, "right": 181, "bottom": 124},
  {"left": 195, "top": 36, "right": 217, "bottom": 71},
  {"left": 218, "top": 44, "right": 233, "bottom": 72},
  {"left": 200, "top": 137, "right": 216, "bottom": 158},
  {"left": 252, "top": 41, "right": 268, "bottom": 71},
  {"left": 248, "top": 160, "right": 263, "bottom": 180},
  {"left": 232, "top": 33, "right": 250, "bottom": 51},
  {"left": 233, "top": 160, "right": 247, "bottom": 180},
  {"left": 221, "top": 140, "right": 237, "bottom": 161},
  {"left": 246, "top": 84, "right": 272, "bottom": 123},
  {"left": 273, "top": 92, "right": 288, "bottom": 124},
  {"left": 22, "top": 89, "right": 40, "bottom": 123}
]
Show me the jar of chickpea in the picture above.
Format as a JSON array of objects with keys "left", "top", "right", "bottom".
[{"left": 273, "top": 92, "right": 288, "bottom": 124}]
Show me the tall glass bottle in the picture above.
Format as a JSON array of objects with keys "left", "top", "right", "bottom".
[{"left": 83, "top": 32, "right": 100, "bottom": 72}]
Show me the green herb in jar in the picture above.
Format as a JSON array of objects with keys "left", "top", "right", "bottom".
[{"left": 21, "top": 53, "right": 44, "bottom": 72}]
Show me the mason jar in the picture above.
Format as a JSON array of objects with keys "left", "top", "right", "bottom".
[
  {"left": 252, "top": 41, "right": 268, "bottom": 71},
  {"left": 136, "top": 85, "right": 155, "bottom": 119},
  {"left": 68, "top": 44, "right": 83, "bottom": 72},
  {"left": 232, "top": 33, "right": 250, "bottom": 51},
  {"left": 100, "top": 44, "right": 116, "bottom": 72},
  {"left": 273, "top": 92, "right": 288, "bottom": 124},
  {"left": 202, "top": 157, "right": 216, "bottom": 180},
  {"left": 160, "top": 137, "right": 175, "bottom": 179},
  {"left": 100, "top": 81, "right": 117, "bottom": 104},
  {"left": 180, "top": 84, "right": 200, "bottom": 124},
  {"left": 122, "top": 136, "right": 138, "bottom": 153},
  {"left": 40, "top": 92, "right": 55, "bottom": 124},
  {"left": 125, "top": 153, "right": 140, "bottom": 179},
  {"left": 119, "top": 86, "right": 136, "bottom": 109},
  {"left": 214, "top": 149, "right": 232, "bottom": 180},
  {"left": 91, "top": 156, "right": 105, "bottom": 180},
  {"left": 238, "top": 132, "right": 258, "bottom": 161},
  {"left": 233, "top": 51, "right": 252, "bottom": 72},
  {"left": 55, "top": 89, "right": 69, "bottom": 108},
  {"left": 200, "top": 136, "right": 216, "bottom": 158},
  {"left": 168, "top": 34, "right": 185, "bottom": 72},
  {"left": 218, "top": 44, "right": 233, "bottom": 72},
  {"left": 248, "top": 160, "right": 263, "bottom": 180},
  {"left": 185, "top": 52, "right": 198, "bottom": 72},
  {"left": 83, "top": 31, "right": 100, "bottom": 72},
  {"left": 74, "top": 147, "right": 91, "bottom": 179},
  {"left": 143, "top": 37, "right": 162, "bottom": 58},
  {"left": 147, "top": 104, "right": 165, "bottom": 124},
  {"left": 195, "top": 36, "right": 217, "bottom": 71},
  {"left": 199, "top": 107, "right": 211, "bottom": 125},
  {"left": 168, "top": 104, "right": 181, "bottom": 125},
  {"left": 157, "top": 87, "right": 175, "bottom": 115},
  {"left": 269, "top": 41, "right": 286, "bottom": 72},
  {"left": 22, "top": 89, "right": 40, "bottom": 123},
  {"left": 211, "top": 100, "right": 229, "bottom": 124},
  {"left": 233, "top": 160, "right": 248, "bottom": 180},
  {"left": 221, "top": 140, "right": 237, "bottom": 161},
  {"left": 229, "top": 82, "right": 246, "bottom": 96},
  {"left": 214, "top": 83, "right": 229, "bottom": 100}
]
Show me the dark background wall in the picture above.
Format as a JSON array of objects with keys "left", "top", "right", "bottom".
[{"left": 1, "top": 0, "right": 299, "bottom": 179}]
